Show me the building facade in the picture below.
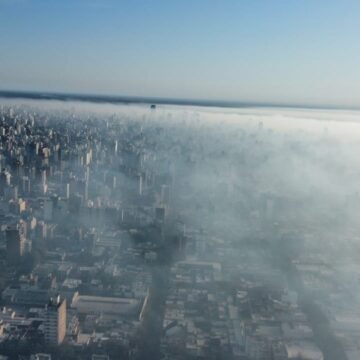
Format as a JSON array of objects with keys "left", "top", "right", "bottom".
[{"left": 44, "top": 297, "right": 66, "bottom": 345}]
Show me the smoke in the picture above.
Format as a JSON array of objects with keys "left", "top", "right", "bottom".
[{"left": 1, "top": 98, "right": 360, "bottom": 358}]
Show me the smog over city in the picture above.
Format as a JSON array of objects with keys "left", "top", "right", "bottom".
[{"left": 1, "top": 1, "right": 360, "bottom": 360}]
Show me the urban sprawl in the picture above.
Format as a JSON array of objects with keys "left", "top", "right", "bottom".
[{"left": 0, "top": 103, "right": 358, "bottom": 360}]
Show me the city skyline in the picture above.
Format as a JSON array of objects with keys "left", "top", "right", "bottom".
[{"left": 1, "top": 1, "right": 360, "bottom": 359}]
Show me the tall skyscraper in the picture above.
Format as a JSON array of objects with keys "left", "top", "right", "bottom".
[
  {"left": 44, "top": 296, "right": 66, "bottom": 345},
  {"left": 138, "top": 173, "right": 143, "bottom": 196},
  {"left": 6, "top": 222, "right": 26, "bottom": 264},
  {"left": 65, "top": 183, "right": 70, "bottom": 199},
  {"left": 41, "top": 169, "right": 47, "bottom": 187},
  {"left": 161, "top": 184, "right": 170, "bottom": 206},
  {"left": 84, "top": 166, "right": 90, "bottom": 201},
  {"left": 44, "top": 199, "right": 53, "bottom": 221}
]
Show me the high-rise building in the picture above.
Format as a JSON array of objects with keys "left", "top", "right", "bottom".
[
  {"left": 44, "top": 199, "right": 53, "bottom": 221},
  {"left": 84, "top": 166, "right": 90, "bottom": 201},
  {"left": 161, "top": 184, "right": 170, "bottom": 205},
  {"left": 41, "top": 169, "right": 47, "bottom": 187},
  {"left": 22, "top": 176, "right": 31, "bottom": 194},
  {"left": 138, "top": 173, "right": 143, "bottom": 196},
  {"left": 65, "top": 183, "right": 70, "bottom": 199},
  {"left": 44, "top": 296, "right": 66, "bottom": 345},
  {"left": 6, "top": 222, "right": 26, "bottom": 264},
  {"left": 155, "top": 207, "right": 166, "bottom": 222}
]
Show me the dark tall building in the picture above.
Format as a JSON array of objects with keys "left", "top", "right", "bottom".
[{"left": 6, "top": 221, "right": 26, "bottom": 264}]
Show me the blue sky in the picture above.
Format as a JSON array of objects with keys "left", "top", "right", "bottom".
[{"left": 1, "top": 0, "right": 360, "bottom": 106}]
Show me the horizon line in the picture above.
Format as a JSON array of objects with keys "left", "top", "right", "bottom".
[{"left": 0, "top": 89, "right": 359, "bottom": 112}]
